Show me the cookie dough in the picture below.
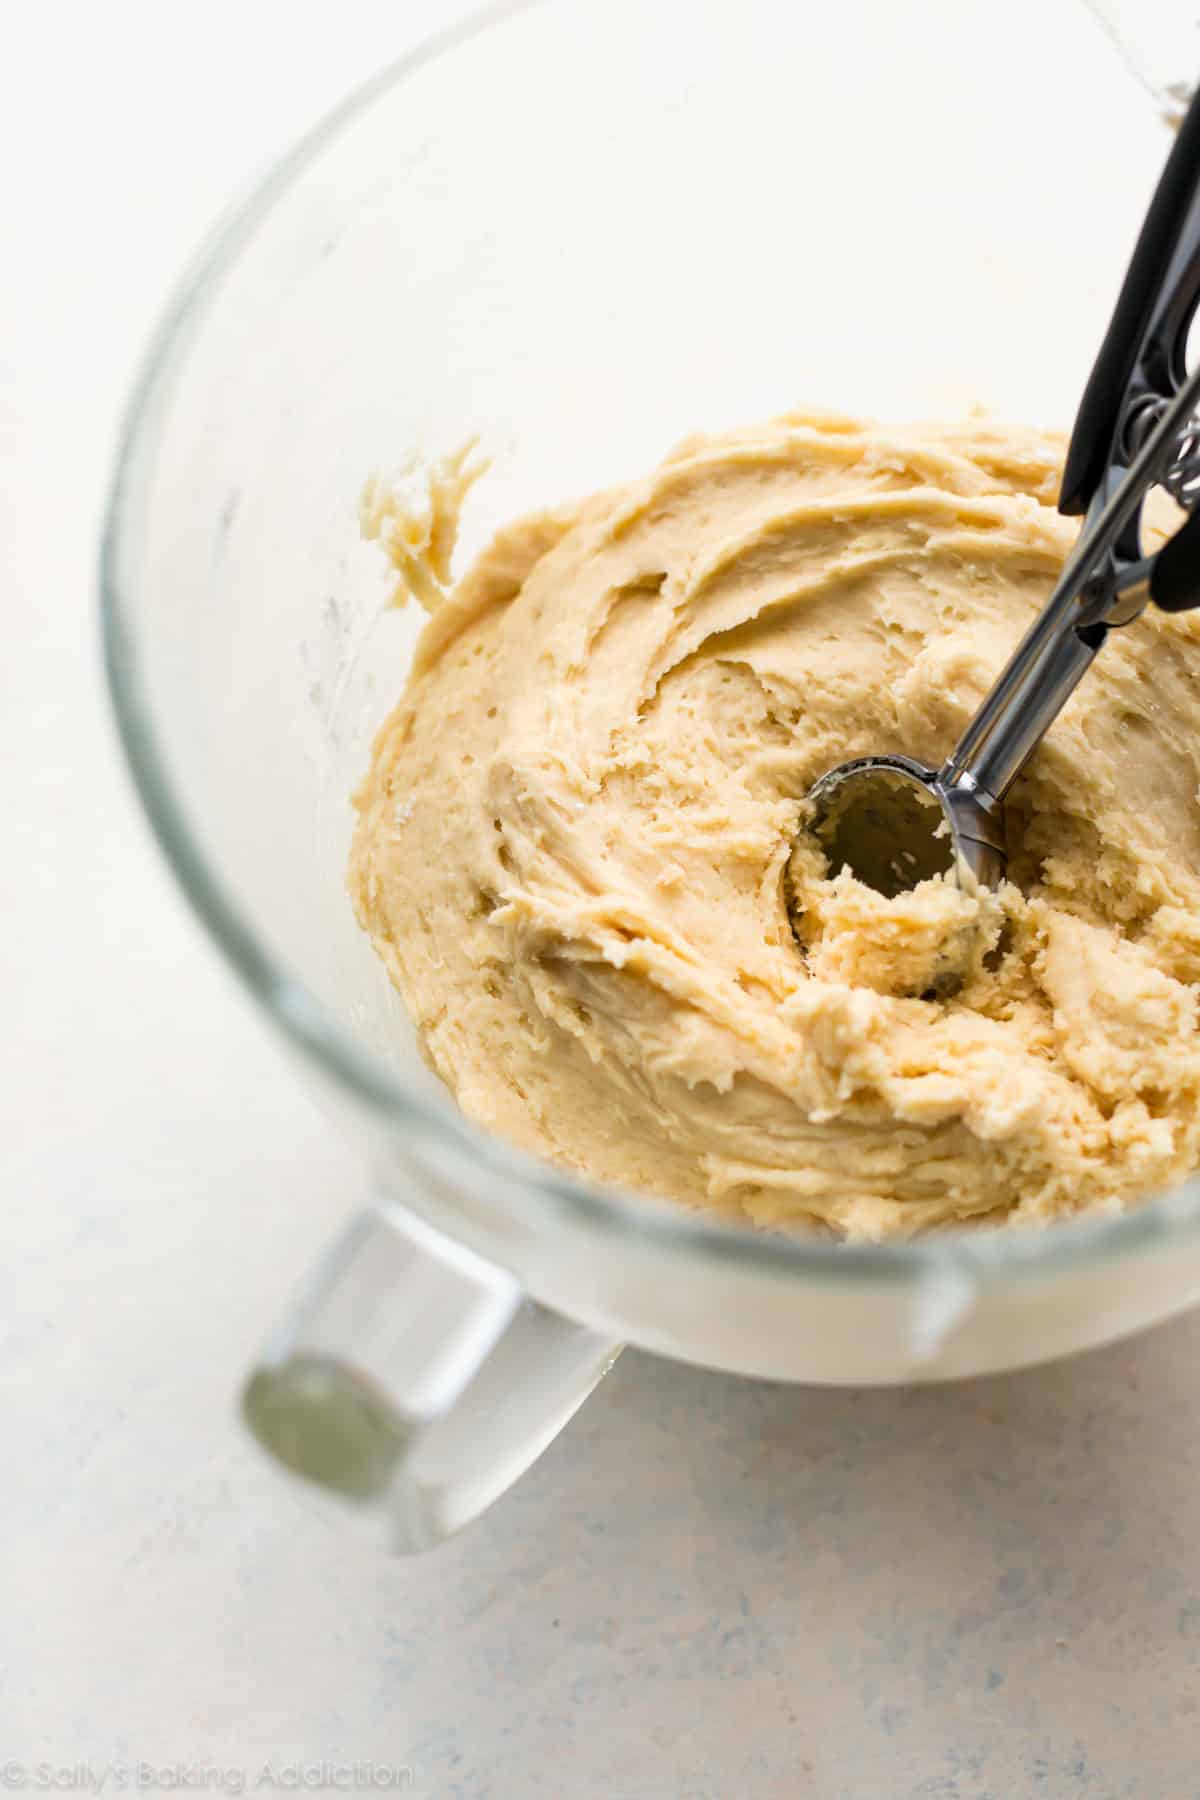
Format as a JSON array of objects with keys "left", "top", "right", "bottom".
[{"left": 349, "top": 412, "right": 1200, "bottom": 1239}]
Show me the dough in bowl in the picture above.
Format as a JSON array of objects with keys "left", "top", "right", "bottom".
[{"left": 349, "top": 412, "right": 1200, "bottom": 1240}]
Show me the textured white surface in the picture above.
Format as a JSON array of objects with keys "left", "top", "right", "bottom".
[{"left": 8, "top": 2, "right": 1200, "bottom": 1793}]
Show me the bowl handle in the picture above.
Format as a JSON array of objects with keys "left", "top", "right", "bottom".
[{"left": 241, "top": 1199, "right": 621, "bottom": 1551}]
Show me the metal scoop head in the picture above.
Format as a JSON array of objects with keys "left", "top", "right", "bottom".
[{"left": 804, "top": 756, "right": 1006, "bottom": 896}]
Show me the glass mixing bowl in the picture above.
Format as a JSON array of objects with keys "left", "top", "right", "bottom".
[{"left": 102, "top": 0, "right": 1200, "bottom": 1551}]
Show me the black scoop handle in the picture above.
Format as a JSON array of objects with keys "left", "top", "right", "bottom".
[
  {"left": 1061, "top": 85, "right": 1200, "bottom": 517},
  {"left": 1152, "top": 503, "right": 1200, "bottom": 609}
]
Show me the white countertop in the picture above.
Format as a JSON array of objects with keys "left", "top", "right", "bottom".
[{"left": 8, "top": 3, "right": 1200, "bottom": 1793}]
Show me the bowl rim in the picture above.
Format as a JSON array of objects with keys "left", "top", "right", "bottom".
[{"left": 98, "top": 0, "right": 1200, "bottom": 1290}]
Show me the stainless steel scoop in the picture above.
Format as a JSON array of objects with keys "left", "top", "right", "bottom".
[{"left": 804, "top": 85, "right": 1200, "bottom": 898}]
